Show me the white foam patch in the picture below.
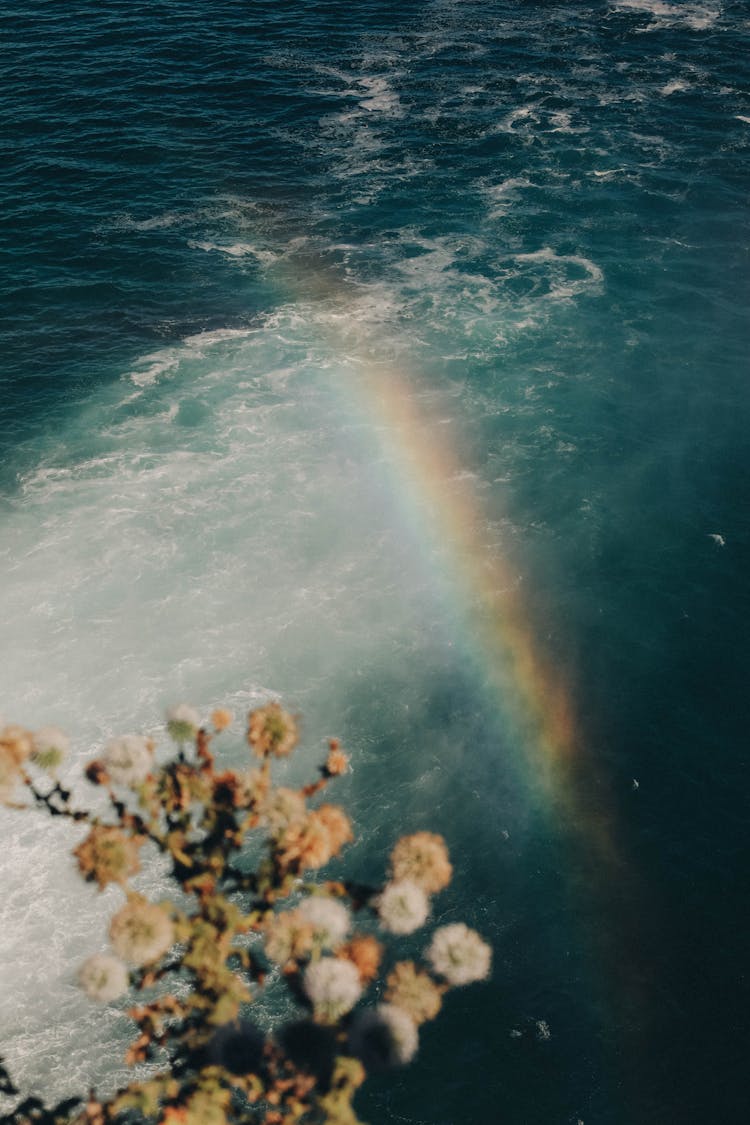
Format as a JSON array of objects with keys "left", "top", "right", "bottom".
[
  {"left": 315, "top": 71, "right": 404, "bottom": 121},
  {"left": 127, "top": 349, "right": 182, "bottom": 386},
  {"left": 187, "top": 239, "right": 280, "bottom": 263},
  {"left": 0, "top": 306, "right": 451, "bottom": 1106},
  {"left": 356, "top": 76, "right": 404, "bottom": 117},
  {"left": 492, "top": 105, "right": 537, "bottom": 135},
  {"left": 507, "top": 248, "right": 604, "bottom": 301},
  {"left": 480, "top": 178, "right": 533, "bottom": 220},
  {"left": 611, "top": 0, "right": 721, "bottom": 31},
  {"left": 127, "top": 329, "right": 259, "bottom": 386},
  {"left": 660, "top": 79, "right": 691, "bottom": 95},
  {"left": 106, "top": 212, "right": 188, "bottom": 232}
]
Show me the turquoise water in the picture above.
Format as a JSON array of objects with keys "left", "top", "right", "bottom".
[{"left": 1, "top": 2, "right": 749, "bottom": 1122}]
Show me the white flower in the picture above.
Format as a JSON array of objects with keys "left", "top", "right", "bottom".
[
  {"left": 374, "top": 1004, "right": 419, "bottom": 1063},
  {"left": 109, "top": 897, "right": 174, "bottom": 966},
  {"left": 348, "top": 1004, "right": 419, "bottom": 1068},
  {"left": 303, "top": 957, "right": 362, "bottom": 1022},
  {"left": 425, "top": 923, "right": 492, "bottom": 986},
  {"left": 263, "top": 786, "right": 306, "bottom": 836},
  {"left": 78, "top": 953, "right": 129, "bottom": 1002},
  {"left": 102, "top": 735, "right": 153, "bottom": 787},
  {"left": 298, "top": 896, "right": 351, "bottom": 949},
  {"left": 375, "top": 880, "right": 429, "bottom": 935},
  {"left": 32, "top": 726, "right": 70, "bottom": 770},
  {"left": 166, "top": 703, "right": 202, "bottom": 742}
]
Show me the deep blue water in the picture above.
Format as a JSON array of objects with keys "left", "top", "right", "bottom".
[{"left": 1, "top": 2, "right": 749, "bottom": 1123}]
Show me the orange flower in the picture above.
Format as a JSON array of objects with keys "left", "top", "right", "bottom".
[
  {"left": 160, "top": 1108, "right": 189, "bottom": 1125},
  {"left": 211, "top": 708, "right": 233, "bottom": 732},
  {"left": 276, "top": 812, "right": 332, "bottom": 872},
  {"left": 0, "top": 745, "right": 23, "bottom": 805},
  {"left": 340, "top": 935, "right": 382, "bottom": 984},
  {"left": 0, "top": 724, "right": 34, "bottom": 766},
  {"left": 315, "top": 804, "right": 353, "bottom": 854},
  {"left": 390, "top": 831, "right": 452, "bottom": 894},
  {"left": 74, "top": 825, "right": 144, "bottom": 890},
  {"left": 324, "top": 739, "right": 349, "bottom": 777}
]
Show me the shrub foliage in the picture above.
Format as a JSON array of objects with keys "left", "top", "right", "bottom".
[{"left": 0, "top": 706, "right": 490, "bottom": 1125}]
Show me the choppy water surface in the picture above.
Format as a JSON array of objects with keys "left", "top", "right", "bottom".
[{"left": 1, "top": 3, "right": 749, "bottom": 1123}]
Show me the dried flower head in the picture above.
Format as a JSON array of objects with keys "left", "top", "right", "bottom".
[
  {"left": 109, "top": 896, "right": 175, "bottom": 966},
  {"left": 211, "top": 708, "right": 233, "bottom": 732},
  {"left": 0, "top": 725, "right": 35, "bottom": 802},
  {"left": 263, "top": 786, "right": 307, "bottom": 837},
  {"left": 166, "top": 704, "right": 202, "bottom": 743},
  {"left": 298, "top": 896, "right": 351, "bottom": 949},
  {"left": 74, "top": 825, "right": 143, "bottom": 890},
  {"left": 375, "top": 880, "right": 430, "bottom": 935},
  {"left": 31, "top": 726, "right": 70, "bottom": 771},
  {"left": 247, "top": 702, "right": 298, "bottom": 759},
  {"left": 425, "top": 923, "right": 492, "bottom": 986},
  {"left": 324, "top": 739, "right": 349, "bottom": 777},
  {"left": 0, "top": 724, "right": 33, "bottom": 766},
  {"left": 102, "top": 735, "right": 154, "bottom": 788},
  {"left": 0, "top": 745, "right": 22, "bottom": 805},
  {"left": 276, "top": 812, "right": 333, "bottom": 872},
  {"left": 303, "top": 957, "right": 362, "bottom": 1023},
  {"left": 78, "top": 953, "right": 129, "bottom": 1003},
  {"left": 385, "top": 961, "right": 443, "bottom": 1024},
  {"left": 390, "top": 832, "right": 452, "bottom": 894},
  {"left": 314, "top": 804, "right": 354, "bottom": 854},
  {"left": 264, "top": 910, "right": 314, "bottom": 968},
  {"left": 340, "top": 935, "right": 383, "bottom": 984}
]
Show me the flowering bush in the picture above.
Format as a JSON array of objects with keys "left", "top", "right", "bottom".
[{"left": 0, "top": 707, "right": 491, "bottom": 1125}]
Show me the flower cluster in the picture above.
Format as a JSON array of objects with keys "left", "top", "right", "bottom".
[
  {"left": 370, "top": 830, "right": 455, "bottom": 941},
  {"left": 0, "top": 722, "right": 66, "bottom": 805},
  {"left": 102, "top": 734, "right": 154, "bottom": 787},
  {"left": 74, "top": 824, "right": 144, "bottom": 890},
  {"left": 247, "top": 701, "right": 298, "bottom": 759},
  {"left": 0, "top": 700, "right": 491, "bottom": 1125},
  {"left": 0, "top": 726, "right": 30, "bottom": 805}
]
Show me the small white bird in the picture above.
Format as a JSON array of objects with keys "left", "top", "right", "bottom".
[
  {"left": 632, "top": 778, "right": 639, "bottom": 791},
  {"left": 709, "top": 533, "right": 725, "bottom": 547}
]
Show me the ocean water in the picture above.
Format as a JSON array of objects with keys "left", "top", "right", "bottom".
[{"left": 1, "top": 2, "right": 749, "bottom": 1123}]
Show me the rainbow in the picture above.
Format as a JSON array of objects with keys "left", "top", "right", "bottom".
[
  {"left": 259, "top": 245, "right": 652, "bottom": 1114},
  {"left": 272, "top": 256, "right": 624, "bottom": 871},
  {"left": 346, "top": 356, "right": 624, "bottom": 865}
]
